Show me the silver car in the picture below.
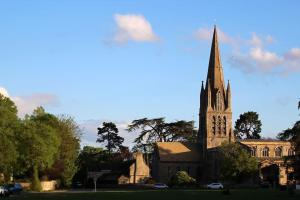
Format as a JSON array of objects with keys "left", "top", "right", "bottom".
[{"left": 207, "top": 183, "right": 224, "bottom": 189}]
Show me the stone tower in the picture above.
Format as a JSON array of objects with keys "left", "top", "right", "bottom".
[{"left": 198, "top": 26, "right": 234, "bottom": 151}]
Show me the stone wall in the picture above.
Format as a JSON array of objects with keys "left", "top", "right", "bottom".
[
  {"left": 19, "top": 180, "right": 58, "bottom": 191},
  {"left": 129, "top": 153, "right": 150, "bottom": 184}
]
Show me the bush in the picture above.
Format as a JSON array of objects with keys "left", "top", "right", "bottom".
[{"left": 169, "top": 171, "right": 196, "bottom": 187}]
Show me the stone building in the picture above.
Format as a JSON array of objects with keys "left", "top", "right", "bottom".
[{"left": 152, "top": 26, "right": 294, "bottom": 185}]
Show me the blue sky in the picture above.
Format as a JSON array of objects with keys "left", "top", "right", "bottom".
[{"left": 1, "top": 0, "right": 300, "bottom": 147}]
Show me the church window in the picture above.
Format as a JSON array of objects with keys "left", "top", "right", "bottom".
[
  {"left": 262, "top": 147, "right": 269, "bottom": 157},
  {"left": 222, "top": 117, "right": 227, "bottom": 135},
  {"left": 212, "top": 116, "right": 216, "bottom": 135},
  {"left": 275, "top": 147, "right": 282, "bottom": 157},
  {"left": 251, "top": 147, "right": 256, "bottom": 157},
  {"left": 218, "top": 116, "right": 222, "bottom": 135},
  {"left": 288, "top": 148, "right": 294, "bottom": 156},
  {"left": 216, "top": 91, "right": 222, "bottom": 111}
]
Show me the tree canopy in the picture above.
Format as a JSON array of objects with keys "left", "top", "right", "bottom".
[
  {"left": 0, "top": 94, "right": 19, "bottom": 180},
  {"left": 234, "top": 111, "right": 262, "bottom": 139},
  {"left": 219, "top": 142, "right": 258, "bottom": 183},
  {"left": 97, "top": 122, "right": 124, "bottom": 155},
  {"left": 0, "top": 93, "right": 81, "bottom": 190},
  {"left": 127, "top": 118, "right": 197, "bottom": 152},
  {"left": 277, "top": 100, "right": 300, "bottom": 181}
]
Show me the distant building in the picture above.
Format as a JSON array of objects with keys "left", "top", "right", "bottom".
[{"left": 152, "top": 26, "right": 294, "bottom": 185}]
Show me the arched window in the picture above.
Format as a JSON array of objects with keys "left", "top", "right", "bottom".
[
  {"left": 218, "top": 116, "right": 222, "bottom": 135},
  {"left": 275, "top": 147, "right": 282, "bottom": 157},
  {"left": 223, "top": 116, "right": 227, "bottom": 135},
  {"left": 251, "top": 147, "right": 256, "bottom": 157},
  {"left": 288, "top": 148, "right": 294, "bottom": 156},
  {"left": 216, "top": 91, "right": 222, "bottom": 111},
  {"left": 262, "top": 147, "right": 269, "bottom": 157},
  {"left": 212, "top": 116, "right": 216, "bottom": 135}
]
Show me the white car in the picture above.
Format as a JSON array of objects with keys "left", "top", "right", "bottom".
[
  {"left": 0, "top": 186, "right": 5, "bottom": 196},
  {"left": 153, "top": 183, "right": 169, "bottom": 189},
  {"left": 207, "top": 183, "right": 224, "bottom": 189}
]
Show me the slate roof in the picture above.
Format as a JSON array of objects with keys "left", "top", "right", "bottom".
[{"left": 156, "top": 142, "right": 202, "bottom": 162}]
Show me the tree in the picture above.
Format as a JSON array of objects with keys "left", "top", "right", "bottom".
[
  {"left": 97, "top": 122, "right": 124, "bottom": 155},
  {"left": 234, "top": 111, "right": 262, "bottom": 139},
  {"left": 219, "top": 142, "right": 258, "bottom": 183},
  {"left": 127, "top": 118, "right": 197, "bottom": 153},
  {"left": 169, "top": 171, "right": 196, "bottom": 187},
  {"left": 73, "top": 146, "right": 108, "bottom": 186},
  {"left": 0, "top": 94, "right": 19, "bottom": 180},
  {"left": 277, "top": 100, "right": 300, "bottom": 182},
  {"left": 19, "top": 107, "right": 60, "bottom": 191},
  {"left": 46, "top": 116, "right": 81, "bottom": 187}
]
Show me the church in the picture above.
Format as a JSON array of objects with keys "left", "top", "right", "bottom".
[{"left": 152, "top": 26, "right": 294, "bottom": 186}]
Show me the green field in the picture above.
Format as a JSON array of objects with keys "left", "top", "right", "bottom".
[{"left": 8, "top": 189, "right": 300, "bottom": 200}]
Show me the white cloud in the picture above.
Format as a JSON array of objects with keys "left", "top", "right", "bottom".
[
  {"left": 284, "top": 48, "right": 300, "bottom": 60},
  {"left": 0, "top": 87, "right": 59, "bottom": 118},
  {"left": 0, "top": 87, "right": 9, "bottom": 97},
  {"left": 194, "top": 26, "right": 300, "bottom": 75},
  {"left": 113, "top": 14, "right": 159, "bottom": 43},
  {"left": 79, "top": 119, "right": 139, "bottom": 149}
]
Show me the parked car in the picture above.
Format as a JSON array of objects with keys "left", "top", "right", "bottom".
[
  {"left": 207, "top": 183, "right": 224, "bottom": 189},
  {"left": 6, "top": 183, "right": 23, "bottom": 194},
  {"left": 0, "top": 186, "right": 5, "bottom": 196},
  {"left": 153, "top": 183, "right": 169, "bottom": 189}
]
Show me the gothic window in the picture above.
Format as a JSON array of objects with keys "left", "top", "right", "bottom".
[
  {"left": 275, "top": 147, "right": 282, "bottom": 157},
  {"left": 218, "top": 116, "right": 222, "bottom": 135},
  {"left": 222, "top": 116, "right": 227, "bottom": 135},
  {"left": 251, "top": 147, "right": 256, "bottom": 157},
  {"left": 288, "top": 148, "right": 294, "bottom": 156},
  {"left": 212, "top": 116, "right": 216, "bottom": 135},
  {"left": 216, "top": 91, "right": 222, "bottom": 111},
  {"left": 262, "top": 147, "right": 269, "bottom": 157}
]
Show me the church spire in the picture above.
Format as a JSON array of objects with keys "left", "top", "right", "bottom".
[
  {"left": 206, "top": 25, "right": 225, "bottom": 91},
  {"left": 226, "top": 80, "right": 231, "bottom": 110}
]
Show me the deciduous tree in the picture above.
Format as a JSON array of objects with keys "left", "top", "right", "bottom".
[
  {"left": 0, "top": 94, "right": 19, "bottom": 180},
  {"left": 219, "top": 142, "right": 258, "bottom": 183}
]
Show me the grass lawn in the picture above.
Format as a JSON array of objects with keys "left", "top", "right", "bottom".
[{"left": 8, "top": 189, "right": 300, "bottom": 200}]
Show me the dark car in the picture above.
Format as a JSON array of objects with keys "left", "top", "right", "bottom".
[{"left": 6, "top": 183, "right": 23, "bottom": 194}]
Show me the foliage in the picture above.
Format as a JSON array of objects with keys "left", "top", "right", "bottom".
[
  {"left": 31, "top": 165, "right": 42, "bottom": 192},
  {"left": 97, "top": 122, "right": 124, "bottom": 155},
  {"left": 46, "top": 116, "right": 81, "bottom": 187},
  {"left": 169, "top": 171, "right": 196, "bottom": 186},
  {"left": 72, "top": 146, "right": 107, "bottom": 185},
  {"left": 277, "top": 100, "right": 300, "bottom": 181},
  {"left": 18, "top": 108, "right": 60, "bottom": 191},
  {"left": 0, "top": 94, "right": 19, "bottom": 179},
  {"left": 219, "top": 142, "right": 258, "bottom": 183},
  {"left": 234, "top": 111, "right": 262, "bottom": 139},
  {"left": 127, "top": 118, "right": 197, "bottom": 153}
]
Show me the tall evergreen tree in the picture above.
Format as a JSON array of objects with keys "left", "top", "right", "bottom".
[
  {"left": 97, "top": 122, "right": 124, "bottom": 155},
  {"left": 234, "top": 111, "right": 262, "bottom": 139}
]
